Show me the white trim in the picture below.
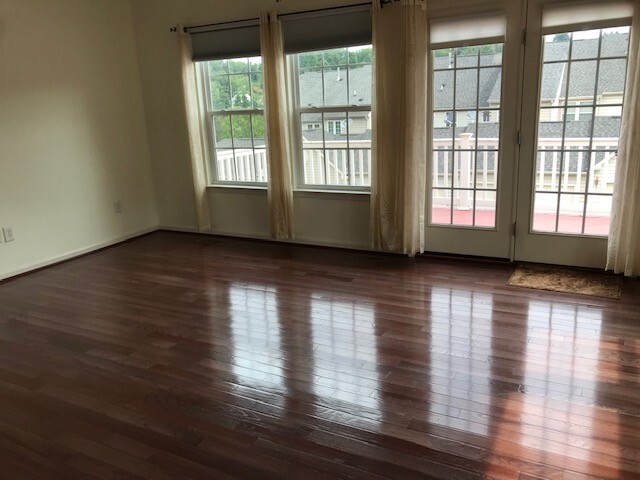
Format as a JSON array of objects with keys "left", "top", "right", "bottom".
[
  {"left": 293, "top": 189, "right": 370, "bottom": 199},
  {"left": 159, "top": 225, "right": 374, "bottom": 252},
  {"left": 0, "top": 227, "right": 158, "bottom": 282},
  {"left": 206, "top": 184, "right": 267, "bottom": 193}
]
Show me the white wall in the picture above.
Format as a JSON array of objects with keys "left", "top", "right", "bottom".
[
  {"left": 205, "top": 188, "right": 370, "bottom": 249},
  {"left": 0, "top": 0, "right": 158, "bottom": 280},
  {"left": 130, "top": 0, "right": 371, "bottom": 249}
]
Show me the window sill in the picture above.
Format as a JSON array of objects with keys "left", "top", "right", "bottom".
[
  {"left": 206, "top": 185, "right": 371, "bottom": 199},
  {"left": 206, "top": 184, "right": 267, "bottom": 192},
  {"left": 293, "top": 189, "right": 371, "bottom": 199}
]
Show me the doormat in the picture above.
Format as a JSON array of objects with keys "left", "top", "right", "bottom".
[{"left": 507, "top": 264, "right": 621, "bottom": 299}]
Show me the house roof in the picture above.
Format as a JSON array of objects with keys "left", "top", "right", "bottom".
[
  {"left": 216, "top": 129, "right": 374, "bottom": 148},
  {"left": 434, "top": 33, "right": 628, "bottom": 107},
  {"left": 302, "top": 111, "right": 369, "bottom": 123},
  {"left": 222, "top": 117, "right": 620, "bottom": 153},
  {"left": 301, "top": 128, "right": 372, "bottom": 142},
  {"left": 217, "top": 138, "right": 265, "bottom": 149},
  {"left": 294, "top": 33, "right": 628, "bottom": 112},
  {"left": 433, "top": 117, "right": 621, "bottom": 140},
  {"left": 433, "top": 66, "right": 501, "bottom": 110},
  {"left": 299, "top": 64, "right": 372, "bottom": 107}
]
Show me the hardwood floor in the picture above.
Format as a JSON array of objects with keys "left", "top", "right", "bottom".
[{"left": 1, "top": 232, "right": 639, "bottom": 479}]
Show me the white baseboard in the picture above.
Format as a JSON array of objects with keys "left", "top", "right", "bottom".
[
  {"left": 0, "top": 226, "right": 159, "bottom": 281},
  {"left": 157, "top": 225, "right": 201, "bottom": 234},
  {"left": 158, "top": 225, "right": 374, "bottom": 253}
]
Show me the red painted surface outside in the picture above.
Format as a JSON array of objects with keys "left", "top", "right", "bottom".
[{"left": 431, "top": 208, "right": 610, "bottom": 236}]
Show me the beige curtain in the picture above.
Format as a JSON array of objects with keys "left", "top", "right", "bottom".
[
  {"left": 260, "top": 12, "right": 295, "bottom": 240},
  {"left": 606, "top": 7, "right": 640, "bottom": 276},
  {"left": 177, "top": 27, "right": 211, "bottom": 232},
  {"left": 370, "top": 0, "right": 429, "bottom": 255}
]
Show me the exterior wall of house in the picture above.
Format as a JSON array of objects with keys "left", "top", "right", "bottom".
[{"left": 302, "top": 116, "right": 370, "bottom": 135}]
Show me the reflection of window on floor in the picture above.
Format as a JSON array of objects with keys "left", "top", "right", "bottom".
[
  {"left": 229, "top": 283, "right": 283, "bottom": 390},
  {"left": 429, "top": 287, "right": 493, "bottom": 436},
  {"left": 310, "top": 295, "right": 378, "bottom": 409},
  {"left": 521, "top": 300, "right": 604, "bottom": 462}
]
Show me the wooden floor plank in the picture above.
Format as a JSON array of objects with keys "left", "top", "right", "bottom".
[{"left": 1, "top": 231, "right": 639, "bottom": 479}]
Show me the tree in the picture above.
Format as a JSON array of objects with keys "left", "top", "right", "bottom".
[
  {"left": 553, "top": 33, "right": 571, "bottom": 42},
  {"left": 208, "top": 58, "right": 265, "bottom": 140},
  {"left": 433, "top": 44, "right": 503, "bottom": 58},
  {"left": 298, "top": 47, "right": 372, "bottom": 68},
  {"left": 207, "top": 48, "right": 374, "bottom": 141}
]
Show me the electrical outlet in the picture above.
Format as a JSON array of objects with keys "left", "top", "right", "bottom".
[
  {"left": 3, "top": 227, "right": 15, "bottom": 242},
  {"left": 113, "top": 201, "right": 122, "bottom": 214}
]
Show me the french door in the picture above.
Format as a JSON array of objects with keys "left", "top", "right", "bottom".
[
  {"left": 514, "top": 0, "right": 632, "bottom": 268},
  {"left": 425, "top": 0, "right": 633, "bottom": 268},
  {"left": 424, "top": 2, "right": 524, "bottom": 259}
]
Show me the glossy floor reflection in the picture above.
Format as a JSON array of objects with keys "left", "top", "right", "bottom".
[{"left": 0, "top": 232, "right": 639, "bottom": 479}]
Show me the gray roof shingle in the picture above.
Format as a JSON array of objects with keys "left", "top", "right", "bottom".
[
  {"left": 299, "top": 64, "right": 372, "bottom": 107},
  {"left": 433, "top": 117, "right": 621, "bottom": 140},
  {"left": 433, "top": 33, "right": 628, "bottom": 106}
]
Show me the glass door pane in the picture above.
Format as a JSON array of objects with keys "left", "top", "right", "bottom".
[
  {"left": 532, "top": 27, "right": 629, "bottom": 237},
  {"left": 431, "top": 43, "right": 503, "bottom": 229}
]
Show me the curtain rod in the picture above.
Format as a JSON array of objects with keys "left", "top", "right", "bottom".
[{"left": 170, "top": 2, "right": 372, "bottom": 33}]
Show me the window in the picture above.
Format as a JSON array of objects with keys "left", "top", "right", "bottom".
[
  {"left": 532, "top": 27, "right": 630, "bottom": 236},
  {"left": 291, "top": 46, "right": 373, "bottom": 188},
  {"left": 201, "top": 57, "right": 267, "bottom": 184},
  {"left": 430, "top": 43, "right": 504, "bottom": 228},
  {"left": 566, "top": 101, "right": 593, "bottom": 121},
  {"left": 326, "top": 120, "right": 344, "bottom": 135}
]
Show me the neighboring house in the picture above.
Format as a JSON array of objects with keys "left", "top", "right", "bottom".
[
  {"left": 429, "top": 32, "right": 627, "bottom": 209},
  {"left": 433, "top": 33, "right": 628, "bottom": 125},
  {"left": 298, "top": 64, "right": 372, "bottom": 134},
  {"left": 433, "top": 52, "right": 502, "bottom": 127}
]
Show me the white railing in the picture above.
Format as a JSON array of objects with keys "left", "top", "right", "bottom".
[
  {"left": 215, "top": 137, "right": 617, "bottom": 216},
  {"left": 216, "top": 148, "right": 268, "bottom": 183},
  {"left": 533, "top": 139, "right": 617, "bottom": 215},
  {"left": 302, "top": 147, "right": 370, "bottom": 186},
  {"left": 432, "top": 134, "right": 498, "bottom": 210}
]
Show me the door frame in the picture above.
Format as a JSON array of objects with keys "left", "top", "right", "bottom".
[
  {"left": 513, "top": 0, "right": 632, "bottom": 268},
  {"left": 424, "top": 0, "right": 526, "bottom": 259}
]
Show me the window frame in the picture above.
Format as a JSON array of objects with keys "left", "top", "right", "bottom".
[
  {"left": 289, "top": 47, "right": 373, "bottom": 193},
  {"left": 199, "top": 59, "right": 268, "bottom": 188}
]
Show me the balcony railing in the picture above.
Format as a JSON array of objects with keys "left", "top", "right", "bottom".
[
  {"left": 213, "top": 136, "right": 617, "bottom": 216},
  {"left": 215, "top": 148, "right": 268, "bottom": 183},
  {"left": 302, "top": 144, "right": 371, "bottom": 187}
]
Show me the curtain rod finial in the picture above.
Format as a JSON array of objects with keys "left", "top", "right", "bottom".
[{"left": 169, "top": 26, "right": 177, "bottom": 32}]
